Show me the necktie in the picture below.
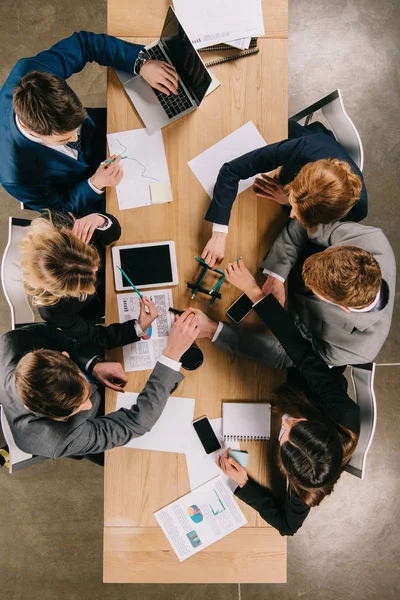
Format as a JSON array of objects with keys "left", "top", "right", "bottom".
[{"left": 66, "top": 133, "right": 82, "bottom": 151}]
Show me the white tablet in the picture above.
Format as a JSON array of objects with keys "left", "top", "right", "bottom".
[{"left": 112, "top": 241, "right": 178, "bottom": 291}]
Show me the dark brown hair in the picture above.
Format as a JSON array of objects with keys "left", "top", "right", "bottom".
[
  {"left": 302, "top": 245, "right": 382, "bottom": 308},
  {"left": 15, "top": 350, "right": 88, "bottom": 418},
  {"left": 271, "top": 384, "right": 358, "bottom": 507},
  {"left": 286, "top": 158, "right": 363, "bottom": 230},
  {"left": 13, "top": 71, "right": 87, "bottom": 135}
]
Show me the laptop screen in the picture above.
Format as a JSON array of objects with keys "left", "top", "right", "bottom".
[{"left": 160, "top": 7, "right": 212, "bottom": 106}]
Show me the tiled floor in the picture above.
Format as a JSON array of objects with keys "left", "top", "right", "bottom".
[{"left": 0, "top": 1, "right": 399, "bottom": 599}]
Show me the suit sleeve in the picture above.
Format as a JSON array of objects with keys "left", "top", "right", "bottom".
[
  {"left": 235, "top": 478, "right": 310, "bottom": 536},
  {"left": 38, "top": 304, "right": 140, "bottom": 351},
  {"left": 3, "top": 179, "right": 104, "bottom": 214},
  {"left": 91, "top": 213, "right": 121, "bottom": 246},
  {"left": 253, "top": 295, "right": 360, "bottom": 433},
  {"left": 19, "top": 31, "right": 143, "bottom": 79},
  {"left": 204, "top": 137, "right": 305, "bottom": 226},
  {"left": 52, "top": 362, "right": 184, "bottom": 457},
  {"left": 260, "top": 218, "right": 310, "bottom": 281}
]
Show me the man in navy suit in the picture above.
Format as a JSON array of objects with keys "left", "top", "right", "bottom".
[{"left": 0, "top": 31, "right": 178, "bottom": 213}]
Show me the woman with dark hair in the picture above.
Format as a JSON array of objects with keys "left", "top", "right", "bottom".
[{"left": 193, "top": 259, "right": 360, "bottom": 535}]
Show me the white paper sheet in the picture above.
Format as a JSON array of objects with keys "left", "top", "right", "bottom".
[
  {"left": 185, "top": 418, "right": 240, "bottom": 492},
  {"left": 173, "top": 0, "right": 264, "bottom": 49},
  {"left": 227, "top": 37, "right": 251, "bottom": 49},
  {"left": 188, "top": 121, "right": 267, "bottom": 198},
  {"left": 154, "top": 475, "right": 247, "bottom": 561},
  {"left": 117, "top": 289, "right": 174, "bottom": 372},
  {"left": 107, "top": 129, "right": 172, "bottom": 210},
  {"left": 116, "top": 393, "right": 195, "bottom": 453}
]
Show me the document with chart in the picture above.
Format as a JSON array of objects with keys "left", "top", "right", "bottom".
[
  {"left": 117, "top": 289, "right": 174, "bottom": 371},
  {"left": 154, "top": 476, "right": 247, "bottom": 562},
  {"left": 107, "top": 129, "right": 172, "bottom": 210}
]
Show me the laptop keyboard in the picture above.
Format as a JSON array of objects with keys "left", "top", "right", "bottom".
[{"left": 146, "top": 45, "right": 193, "bottom": 119}]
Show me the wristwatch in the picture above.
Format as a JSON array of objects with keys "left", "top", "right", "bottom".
[{"left": 135, "top": 50, "right": 150, "bottom": 75}]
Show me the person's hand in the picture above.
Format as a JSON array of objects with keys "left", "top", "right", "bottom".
[
  {"left": 254, "top": 173, "right": 289, "bottom": 206},
  {"left": 140, "top": 60, "right": 179, "bottom": 96},
  {"left": 138, "top": 296, "right": 158, "bottom": 332},
  {"left": 90, "top": 155, "right": 124, "bottom": 190},
  {"left": 184, "top": 308, "right": 218, "bottom": 340},
  {"left": 72, "top": 214, "right": 107, "bottom": 244},
  {"left": 163, "top": 311, "right": 200, "bottom": 361},
  {"left": 201, "top": 232, "right": 227, "bottom": 268},
  {"left": 225, "top": 260, "right": 264, "bottom": 303},
  {"left": 218, "top": 448, "right": 249, "bottom": 488},
  {"left": 92, "top": 361, "right": 128, "bottom": 392},
  {"left": 261, "top": 275, "right": 286, "bottom": 307}
]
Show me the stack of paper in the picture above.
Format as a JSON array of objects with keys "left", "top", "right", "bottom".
[{"left": 173, "top": 0, "right": 264, "bottom": 49}]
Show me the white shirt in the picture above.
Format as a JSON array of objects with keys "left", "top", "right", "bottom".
[{"left": 15, "top": 115, "right": 103, "bottom": 195}]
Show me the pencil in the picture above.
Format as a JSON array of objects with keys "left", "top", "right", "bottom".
[
  {"left": 102, "top": 156, "right": 128, "bottom": 165},
  {"left": 117, "top": 266, "right": 143, "bottom": 299}
]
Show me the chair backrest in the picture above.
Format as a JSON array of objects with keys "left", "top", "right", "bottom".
[
  {"left": 1, "top": 216, "right": 34, "bottom": 330},
  {"left": 0, "top": 406, "right": 47, "bottom": 473},
  {"left": 345, "top": 363, "right": 377, "bottom": 479},
  {"left": 290, "top": 89, "right": 364, "bottom": 170}
]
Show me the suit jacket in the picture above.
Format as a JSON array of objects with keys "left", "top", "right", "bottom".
[
  {"left": 37, "top": 212, "right": 141, "bottom": 350},
  {"left": 0, "top": 324, "right": 183, "bottom": 458},
  {"left": 204, "top": 123, "right": 367, "bottom": 226},
  {"left": 261, "top": 220, "right": 396, "bottom": 365},
  {"left": 0, "top": 31, "right": 143, "bottom": 213},
  {"left": 234, "top": 295, "right": 360, "bottom": 536}
]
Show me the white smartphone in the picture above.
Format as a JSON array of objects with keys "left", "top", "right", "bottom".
[
  {"left": 226, "top": 293, "right": 253, "bottom": 324},
  {"left": 112, "top": 241, "right": 178, "bottom": 291}
]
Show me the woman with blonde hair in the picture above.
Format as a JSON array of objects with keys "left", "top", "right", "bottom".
[
  {"left": 202, "top": 120, "right": 367, "bottom": 267},
  {"left": 20, "top": 212, "right": 158, "bottom": 349}
]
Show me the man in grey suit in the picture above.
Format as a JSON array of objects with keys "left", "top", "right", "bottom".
[
  {"left": 0, "top": 312, "right": 199, "bottom": 463},
  {"left": 197, "top": 220, "right": 395, "bottom": 367}
]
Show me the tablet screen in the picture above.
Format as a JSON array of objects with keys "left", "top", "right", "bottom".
[{"left": 120, "top": 245, "right": 173, "bottom": 286}]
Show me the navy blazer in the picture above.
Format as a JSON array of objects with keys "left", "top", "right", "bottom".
[
  {"left": 205, "top": 121, "right": 368, "bottom": 226},
  {"left": 0, "top": 31, "right": 143, "bottom": 213}
]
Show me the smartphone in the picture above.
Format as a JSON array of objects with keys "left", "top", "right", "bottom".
[
  {"left": 226, "top": 293, "right": 253, "bottom": 324},
  {"left": 193, "top": 417, "right": 222, "bottom": 454}
]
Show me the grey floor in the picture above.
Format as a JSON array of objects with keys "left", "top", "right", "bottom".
[{"left": 0, "top": 1, "right": 399, "bottom": 599}]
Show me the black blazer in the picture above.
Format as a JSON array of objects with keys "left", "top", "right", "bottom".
[
  {"left": 234, "top": 294, "right": 360, "bottom": 536},
  {"left": 205, "top": 120, "right": 367, "bottom": 226},
  {"left": 38, "top": 213, "right": 141, "bottom": 350}
]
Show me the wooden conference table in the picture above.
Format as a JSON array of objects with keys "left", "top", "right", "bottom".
[{"left": 104, "top": 0, "right": 288, "bottom": 584}]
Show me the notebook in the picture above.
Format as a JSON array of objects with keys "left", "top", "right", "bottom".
[{"left": 222, "top": 402, "right": 271, "bottom": 441}]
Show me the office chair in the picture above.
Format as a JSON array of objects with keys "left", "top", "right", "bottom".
[
  {"left": 1, "top": 407, "right": 48, "bottom": 473},
  {"left": 1, "top": 216, "right": 35, "bottom": 329},
  {"left": 290, "top": 89, "right": 364, "bottom": 171},
  {"left": 345, "top": 363, "right": 377, "bottom": 479}
]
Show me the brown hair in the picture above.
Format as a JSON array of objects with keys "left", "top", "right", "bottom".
[
  {"left": 15, "top": 350, "right": 88, "bottom": 418},
  {"left": 271, "top": 384, "right": 358, "bottom": 507},
  {"left": 20, "top": 214, "right": 101, "bottom": 307},
  {"left": 302, "top": 245, "right": 382, "bottom": 308},
  {"left": 286, "top": 159, "right": 362, "bottom": 230},
  {"left": 13, "top": 71, "right": 87, "bottom": 135}
]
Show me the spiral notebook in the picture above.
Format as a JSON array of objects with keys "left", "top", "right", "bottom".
[{"left": 222, "top": 402, "right": 271, "bottom": 441}]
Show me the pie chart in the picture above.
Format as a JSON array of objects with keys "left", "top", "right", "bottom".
[{"left": 188, "top": 505, "right": 203, "bottom": 524}]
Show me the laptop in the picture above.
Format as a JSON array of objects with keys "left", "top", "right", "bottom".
[{"left": 115, "top": 6, "right": 212, "bottom": 135}]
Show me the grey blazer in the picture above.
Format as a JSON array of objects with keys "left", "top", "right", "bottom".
[
  {"left": 261, "top": 220, "right": 396, "bottom": 365},
  {"left": 0, "top": 324, "right": 184, "bottom": 458}
]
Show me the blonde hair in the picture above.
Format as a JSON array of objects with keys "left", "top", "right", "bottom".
[
  {"left": 287, "top": 158, "right": 363, "bottom": 230},
  {"left": 20, "top": 216, "right": 101, "bottom": 307}
]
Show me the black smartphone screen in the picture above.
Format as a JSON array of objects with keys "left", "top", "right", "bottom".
[
  {"left": 226, "top": 294, "right": 254, "bottom": 324},
  {"left": 193, "top": 417, "right": 221, "bottom": 454}
]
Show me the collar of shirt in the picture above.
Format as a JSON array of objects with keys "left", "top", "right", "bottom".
[
  {"left": 310, "top": 288, "right": 381, "bottom": 313},
  {"left": 15, "top": 114, "right": 78, "bottom": 160}
]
